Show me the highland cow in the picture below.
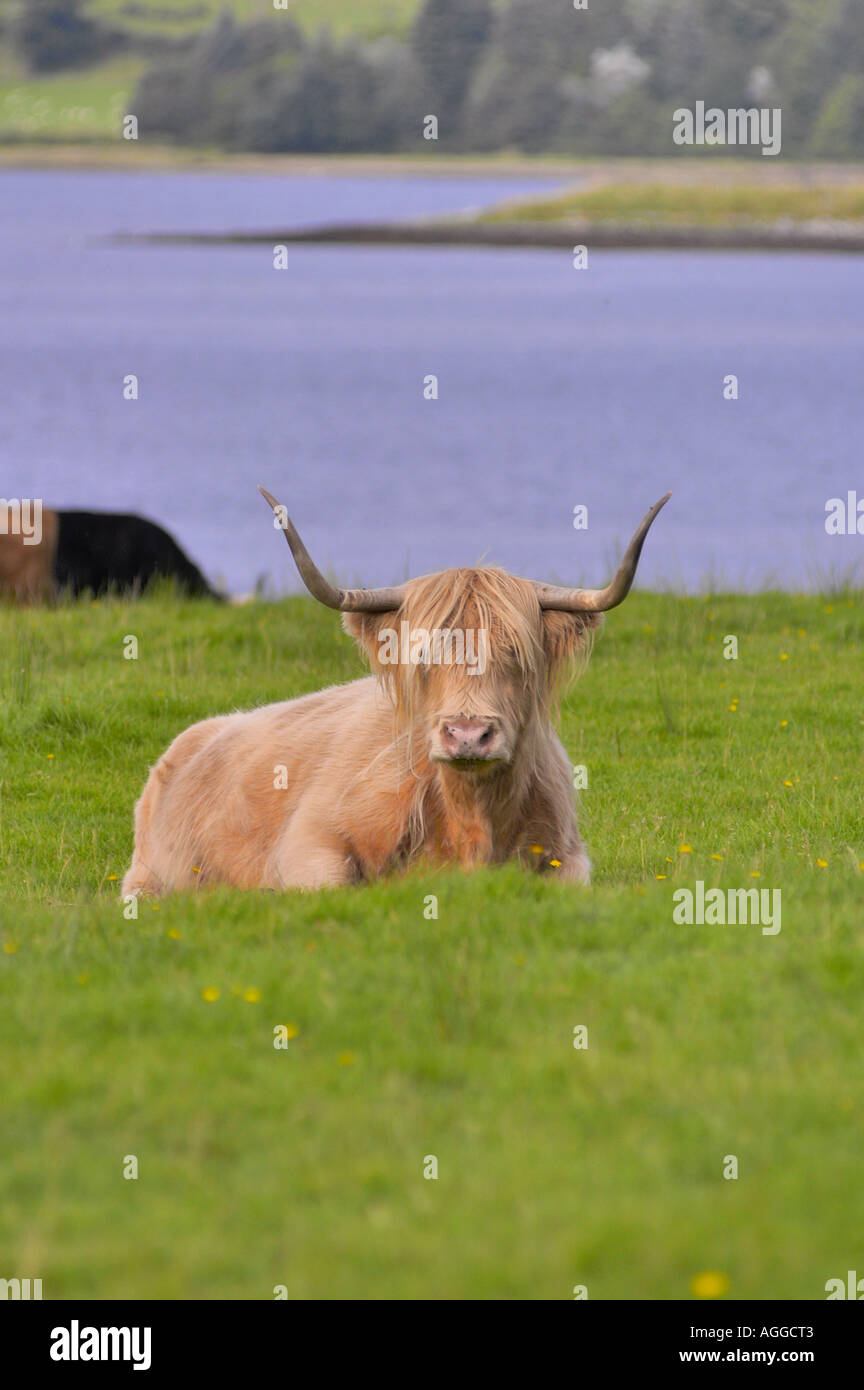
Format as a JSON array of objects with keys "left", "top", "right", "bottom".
[{"left": 122, "top": 487, "right": 670, "bottom": 896}]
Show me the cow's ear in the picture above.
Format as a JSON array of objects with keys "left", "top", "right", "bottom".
[
  {"left": 342, "top": 611, "right": 400, "bottom": 673},
  {"left": 541, "top": 610, "right": 602, "bottom": 676}
]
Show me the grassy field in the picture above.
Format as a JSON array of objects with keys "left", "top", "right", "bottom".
[
  {"left": 34, "top": 0, "right": 418, "bottom": 43},
  {"left": 91, "top": 0, "right": 419, "bottom": 39},
  {"left": 482, "top": 181, "right": 864, "bottom": 230},
  {"left": 1, "top": 589, "right": 862, "bottom": 1299},
  {"left": 0, "top": 57, "right": 143, "bottom": 140}
]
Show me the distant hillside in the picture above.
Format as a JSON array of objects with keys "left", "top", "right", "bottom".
[
  {"left": 0, "top": 0, "right": 420, "bottom": 139},
  {"left": 2, "top": 0, "right": 864, "bottom": 158}
]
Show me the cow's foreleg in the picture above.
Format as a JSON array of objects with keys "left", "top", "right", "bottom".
[
  {"left": 555, "top": 844, "right": 592, "bottom": 885},
  {"left": 267, "top": 825, "right": 356, "bottom": 891}
]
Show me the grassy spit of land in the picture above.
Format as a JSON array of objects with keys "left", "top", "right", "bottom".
[
  {"left": 481, "top": 178, "right": 864, "bottom": 228},
  {"left": 0, "top": 589, "right": 862, "bottom": 1298},
  {"left": 8, "top": 142, "right": 859, "bottom": 251},
  {"left": 472, "top": 169, "right": 864, "bottom": 249}
]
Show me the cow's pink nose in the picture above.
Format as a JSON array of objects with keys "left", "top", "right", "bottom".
[{"left": 439, "top": 718, "right": 500, "bottom": 760}]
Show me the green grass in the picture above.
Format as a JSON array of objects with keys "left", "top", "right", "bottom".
[
  {"left": 1, "top": 590, "right": 862, "bottom": 1299},
  {"left": 483, "top": 182, "right": 864, "bottom": 228},
  {"left": 0, "top": 57, "right": 143, "bottom": 139},
  {"left": 86, "top": 0, "right": 420, "bottom": 41}
]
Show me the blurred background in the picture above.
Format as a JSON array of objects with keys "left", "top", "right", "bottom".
[
  {"left": 6, "top": 0, "right": 864, "bottom": 156},
  {"left": 1, "top": 0, "right": 863, "bottom": 593}
]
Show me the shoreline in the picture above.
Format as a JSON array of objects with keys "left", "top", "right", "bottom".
[
  {"left": 0, "top": 144, "right": 599, "bottom": 176},
  {"left": 2, "top": 143, "right": 864, "bottom": 182},
  {"left": 118, "top": 218, "right": 864, "bottom": 254}
]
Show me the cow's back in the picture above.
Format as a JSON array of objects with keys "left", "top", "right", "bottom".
[
  {"left": 55, "top": 511, "right": 217, "bottom": 598},
  {"left": 126, "top": 677, "right": 388, "bottom": 892}
]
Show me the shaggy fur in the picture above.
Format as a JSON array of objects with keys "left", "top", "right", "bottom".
[
  {"left": 0, "top": 506, "right": 57, "bottom": 602},
  {"left": 122, "top": 567, "right": 601, "bottom": 896}
]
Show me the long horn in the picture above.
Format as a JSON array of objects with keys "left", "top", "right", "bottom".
[
  {"left": 259, "top": 486, "right": 406, "bottom": 612},
  {"left": 534, "top": 493, "right": 671, "bottom": 612}
]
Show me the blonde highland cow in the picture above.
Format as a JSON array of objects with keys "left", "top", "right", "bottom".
[{"left": 122, "top": 487, "right": 669, "bottom": 896}]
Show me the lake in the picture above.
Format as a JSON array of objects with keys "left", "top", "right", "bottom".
[{"left": 2, "top": 168, "right": 862, "bottom": 594}]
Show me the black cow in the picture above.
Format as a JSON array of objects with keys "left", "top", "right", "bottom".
[
  {"left": 0, "top": 505, "right": 222, "bottom": 601},
  {"left": 54, "top": 510, "right": 220, "bottom": 598}
]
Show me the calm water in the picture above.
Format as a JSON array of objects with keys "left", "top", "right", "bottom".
[{"left": 2, "top": 168, "right": 862, "bottom": 594}]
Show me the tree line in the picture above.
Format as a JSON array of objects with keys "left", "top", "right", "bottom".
[{"left": 9, "top": 0, "right": 864, "bottom": 157}]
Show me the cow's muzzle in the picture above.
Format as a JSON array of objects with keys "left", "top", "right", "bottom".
[{"left": 434, "top": 717, "right": 506, "bottom": 767}]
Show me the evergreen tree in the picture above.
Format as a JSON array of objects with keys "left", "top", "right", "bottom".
[{"left": 412, "top": 0, "right": 494, "bottom": 121}]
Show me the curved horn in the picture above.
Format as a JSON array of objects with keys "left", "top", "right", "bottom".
[
  {"left": 258, "top": 486, "right": 406, "bottom": 612},
  {"left": 534, "top": 493, "right": 671, "bottom": 613}
]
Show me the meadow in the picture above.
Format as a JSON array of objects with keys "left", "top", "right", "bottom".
[
  {"left": 0, "top": 56, "right": 142, "bottom": 140},
  {"left": 86, "top": 0, "right": 419, "bottom": 41},
  {"left": 0, "top": 588, "right": 862, "bottom": 1299}
]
